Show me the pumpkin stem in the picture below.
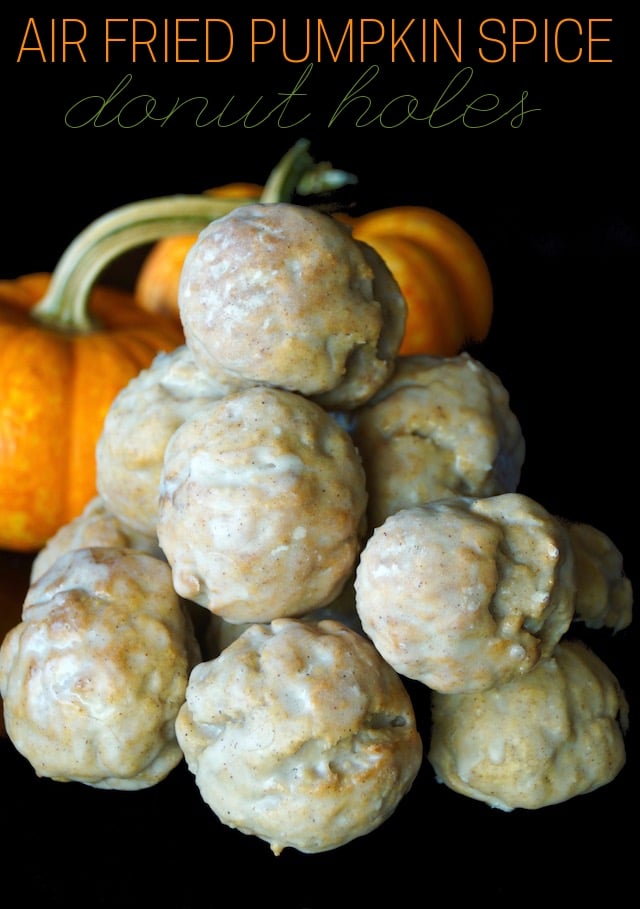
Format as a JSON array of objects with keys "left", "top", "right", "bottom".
[
  {"left": 31, "top": 195, "right": 249, "bottom": 332},
  {"left": 32, "top": 139, "right": 357, "bottom": 333},
  {"left": 260, "top": 138, "right": 358, "bottom": 203}
]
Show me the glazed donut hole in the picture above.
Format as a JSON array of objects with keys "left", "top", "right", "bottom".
[
  {"left": 176, "top": 617, "right": 423, "bottom": 855},
  {"left": 0, "top": 547, "right": 201, "bottom": 790},
  {"left": 96, "top": 344, "right": 254, "bottom": 540},
  {"left": 349, "top": 352, "right": 526, "bottom": 529},
  {"left": 428, "top": 639, "right": 629, "bottom": 811},
  {"left": 29, "top": 495, "right": 162, "bottom": 584},
  {"left": 354, "top": 493, "right": 577, "bottom": 694},
  {"left": 564, "top": 520, "right": 633, "bottom": 633},
  {"left": 157, "top": 385, "right": 368, "bottom": 623},
  {"left": 2, "top": 191, "right": 631, "bottom": 844},
  {"left": 178, "top": 202, "right": 407, "bottom": 410}
]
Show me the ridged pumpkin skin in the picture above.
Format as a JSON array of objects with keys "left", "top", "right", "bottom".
[
  {"left": 0, "top": 273, "right": 182, "bottom": 552},
  {"left": 351, "top": 232, "right": 466, "bottom": 357},
  {"left": 349, "top": 206, "right": 493, "bottom": 354}
]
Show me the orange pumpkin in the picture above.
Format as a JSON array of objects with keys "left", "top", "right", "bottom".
[
  {"left": 355, "top": 230, "right": 467, "bottom": 357},
  {"left": 348, "top": 206, "right": 493, "bottom": 356},
  {"left": 0, "top": 273, "right": 183, "bottom": 552}
]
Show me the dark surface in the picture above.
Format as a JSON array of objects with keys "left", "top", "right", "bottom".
[{"left": 1, "top": 9, "right": 638, "bottom": 906}]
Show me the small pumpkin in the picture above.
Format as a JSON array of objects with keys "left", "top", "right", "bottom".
[
  {"left": 0, "top": 273, "right": 183, "bottom": 552},
  {"left": 348, "top": 206, "right": 493, "bottom": 356}
]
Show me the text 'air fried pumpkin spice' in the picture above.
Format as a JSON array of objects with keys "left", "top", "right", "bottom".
[{"left": 0, "top": 141, "right": 633, "bottom": 856}]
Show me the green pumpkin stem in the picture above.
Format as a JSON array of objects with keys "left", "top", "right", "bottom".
[
  {"left": 260, "top": 138, "right": 357, "bottom": 203},
  {"left": 31, "top": 196, "right": 247, "bottom": 332}
]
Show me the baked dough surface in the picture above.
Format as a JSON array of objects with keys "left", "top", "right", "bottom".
[
  {"left": 176, "top": 617, "right": 423, "bottom": 854},
  {"left": 178, "top": 203, "right": 406, "bottom": 409},
  {"left": 350, "top": 353, "right": 525, "bottom": 528},
  {"left": 158, "top": 385, "right": 368, "bottom": 622},
  {"left": 428, "top": 639, "right": 629, "bottom": 810},
  {"left": 96, "top": 345, "right": 251, "bottom": 538},
  {"left": 566, "top": 520, "right": 633, "bottom": 632},
  {"left": 0, "top": 547, "right": 201, "bottom": 790},
  {"left": 30, "top": 495, "right": 162, "bottom": 583},
  {"left": 355, "top": 493, "right": 576, "bottom": 693}
]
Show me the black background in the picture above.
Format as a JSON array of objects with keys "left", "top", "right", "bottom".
[{"left": 1, "top": 9, "right": 638, "bottom": 906}]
